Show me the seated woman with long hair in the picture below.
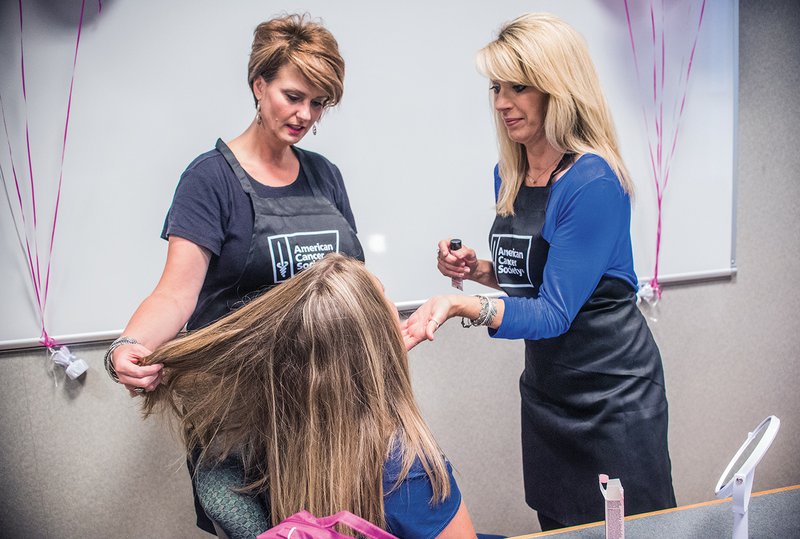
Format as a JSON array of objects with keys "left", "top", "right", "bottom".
[{"left": 140, "top": 253, "right": 476, "bottom": 539}]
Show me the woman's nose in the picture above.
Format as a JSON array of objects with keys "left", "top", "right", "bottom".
[
  {"left": 494, "top": 92, "right": 510, "bottom": 112},
  {"left": 296, "top": 102, "right": 312, "bottom": 122}
]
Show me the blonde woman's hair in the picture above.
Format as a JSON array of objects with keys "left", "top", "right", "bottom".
[
  {"left": 477, "top": 13, "right": 633, "bottom": 216},
  {"left": 248, "top": 14, "right": 345, "bottom": 108},
  {"left": 140, "top": 253, "right": 450, "bottom": 527}
]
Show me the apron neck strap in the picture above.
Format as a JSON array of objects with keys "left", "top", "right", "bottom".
[
  {"left": 293, "top": 147, "right": 324, "bottom": 197},
  {"left": 547, "top": 152, "right": 576, "bottom": 186},
  {"left": 215, "top": 139, "right": 322, "bottom": 197},
  {"left": 215, "top": 138, "right": 257, "bottom": 196}
]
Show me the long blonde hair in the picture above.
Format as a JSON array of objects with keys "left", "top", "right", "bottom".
[
  {"left": 140, "top": 254, "right": 449, "bottom": 527},
  {"left": 477, "top": 13, "right": 633, "bottom": 216}
]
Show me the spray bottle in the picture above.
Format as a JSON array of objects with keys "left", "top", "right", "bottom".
[{"left": 449, "top": 239, "right": 463, "bottom": 290}]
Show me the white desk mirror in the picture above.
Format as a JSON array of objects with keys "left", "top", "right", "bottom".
[{"left": 714, "top": 415, "right": 781, "bottom": 539}]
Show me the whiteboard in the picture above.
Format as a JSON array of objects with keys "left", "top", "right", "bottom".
[{"left": 0, "top": 0, "right": 736, "bottom": 348}]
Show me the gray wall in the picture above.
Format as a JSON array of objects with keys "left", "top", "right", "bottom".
[{"left": 1, "top": 1, "right": 798, "bottom": 537}]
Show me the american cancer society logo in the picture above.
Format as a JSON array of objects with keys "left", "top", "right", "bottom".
[
  {"left": 491, "top": 233, "right": 533, "bottom": 288},
  {"left": 268, "top": 230, "right": 340, "bottom": 283}
]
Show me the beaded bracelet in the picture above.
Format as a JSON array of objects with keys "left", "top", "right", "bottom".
[{"left": 103, "top": 336, "right": 140, "bottom": 383}]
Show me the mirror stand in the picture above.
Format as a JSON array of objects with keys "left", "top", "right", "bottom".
[{"left": 730, "top": 470, "right": 754, "bottom": 539}]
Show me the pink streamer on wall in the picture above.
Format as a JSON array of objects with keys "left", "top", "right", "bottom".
[
  {"left": 0, "top": 95, "right": 40, "bottom": 314},
  {"left": 0, "top": 0, "right": 96, "bottom": 348},
  {"left": 623, "top": 0, "right": 707, "bottom": 302},
  {"left": 45, "top": 0, "right": 88, "bottom": 326}
]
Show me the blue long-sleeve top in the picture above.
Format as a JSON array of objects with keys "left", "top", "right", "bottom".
[{"left": 491, "top": 154, "right": 639, "bottom": 341}]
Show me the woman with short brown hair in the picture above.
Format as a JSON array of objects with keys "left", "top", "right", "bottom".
[{"left": 105, "top": 14, "right": 363, "bottom": 533}]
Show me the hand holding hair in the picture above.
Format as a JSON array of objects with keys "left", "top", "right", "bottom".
[{"left": 111, "top": 341, "right": 162, "bottom": 393}]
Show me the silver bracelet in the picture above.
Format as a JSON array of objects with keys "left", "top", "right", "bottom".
[
  {"left": 479, "top": 296, "right": 498, "bottom": 326},
  {"left": 461, "top": 295, "right": 497, "bottom": 328},
  {"left": 104, "top": 336, "right": 140, "bottom": 383}
]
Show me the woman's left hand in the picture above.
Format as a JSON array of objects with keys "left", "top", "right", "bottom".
[{"left": 400, "top": 296, "right": 454, "bottom": 350}]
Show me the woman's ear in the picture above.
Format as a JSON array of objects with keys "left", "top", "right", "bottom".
[{"left": 252, "top": 76, "right": 266, "bottom": 102}]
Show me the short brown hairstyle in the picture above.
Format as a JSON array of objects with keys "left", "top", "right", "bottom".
[{"left": 247, "top": 14, "right": 345, "bottom": 108}]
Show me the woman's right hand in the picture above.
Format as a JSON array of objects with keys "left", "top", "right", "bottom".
[
  {"left": 111, "top": 237, "right": 211, "bottom": 394},
  {"left": 437, "top": 239, "right": 478, "bottom": 280},
  {"left": 112, "top": 343, "right": 162, "bottom": 393}
]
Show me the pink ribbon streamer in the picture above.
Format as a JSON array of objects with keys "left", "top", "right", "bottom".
[
  {"left": 0, "top": 0, "right": 95, "bottom": 348},
  {"left": 45, "top": 0, "right": 87, "bottom": 319},
  {"left": 0, "top": 94, "right": 41, "bottom": 319},
  {"left": 623, "top": 0, "right": 707, "bottom": 300}
]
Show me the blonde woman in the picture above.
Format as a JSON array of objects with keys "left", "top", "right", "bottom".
[
  {"left": 403, "top": 14, "right": 676, "bottom": 530},
  {"left": 141, "top": 253, "right": 476, "bottom": 539},
  {"left": 105, "top": 15, "right": 364, "bottom": 532}
]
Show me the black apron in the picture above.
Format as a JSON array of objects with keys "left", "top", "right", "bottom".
[
  {"left": 190, "top": 140, "right": 364, "bottom": 533},
  {"left": 191, "top": 140, "right": 364, "bottom": 329},
  {"left": 489, "top": 168, "right": 676, "bottom": 526}
]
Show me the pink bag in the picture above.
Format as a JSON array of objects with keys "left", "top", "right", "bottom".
[{"left": 257, "top": 510, "right": 399, "bottom": 539}]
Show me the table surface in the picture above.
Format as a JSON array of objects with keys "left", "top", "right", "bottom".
[{"left": 507, "top": 485, "right": 800, "bottom": 539}]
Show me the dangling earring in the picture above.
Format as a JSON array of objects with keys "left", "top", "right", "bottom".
[
  {"left": 312, "top": 122, "right": 318, "bottom": 136},
  {"left": 255, "top": 102, "right": 262, "bottom": 126}
]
